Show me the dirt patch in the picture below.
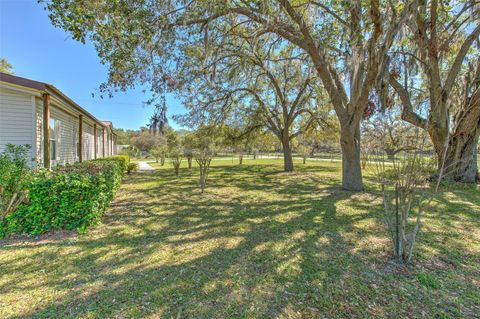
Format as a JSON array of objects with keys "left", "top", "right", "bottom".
[{"left": 0, "top": 229, "right": 78, "bottom": 248}]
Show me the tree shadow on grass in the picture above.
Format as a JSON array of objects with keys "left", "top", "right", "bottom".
[{"left": 0, "top": 163, "right": 478, "bottom": 318}]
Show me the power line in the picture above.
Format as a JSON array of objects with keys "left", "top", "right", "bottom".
[{"left": 74, "top": 98, "right": 149, "bottom": 107}]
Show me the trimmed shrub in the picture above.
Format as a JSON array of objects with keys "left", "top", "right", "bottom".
[
  {"left": 2, "top": 157, "right": 127, "bottom": 236},
  {"left": 94, "top": 155, "right": 129, "bottom": 173}
]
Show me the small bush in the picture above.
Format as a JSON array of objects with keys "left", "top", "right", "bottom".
[
  {"left": 127, "top": 162, "right": 138, "bottom": 174},
  {"left": 0, "top": 144, "right": 31, "bottom": 219},
  {"left": 2, "top": 157, "right": 126, "bottom": 236}
]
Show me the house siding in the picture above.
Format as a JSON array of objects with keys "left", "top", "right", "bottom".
[
  {"left": 82, "top": 121, "right": 94, "bottom": 161},
  {"left": 96, "top": 127, "right": 103, "bottom": 158},
  {"left": 35, "top": 97, "right": 43, "bottom": 166},
  {"left": 1, "top": 78, "right": 116, "bottom": 167},
  {"left": 51, "top": 106, "right": 78, "bottom": 166},
  {"left": 106, "top": 131, "right": 112, "bottom": 156},
  {"left": 0, "top": 87, "right": 35, "bottom": 163},
  {"left": 36, "top": 97, "right": 83, "bottom": 166}
]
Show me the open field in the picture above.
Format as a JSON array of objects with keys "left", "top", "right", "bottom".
[
  {"left": 132, "top": 152, "right": 480, "bottom": 168},
  {"left": 1, "top": 159, "right": 479, "bottom": 318}
]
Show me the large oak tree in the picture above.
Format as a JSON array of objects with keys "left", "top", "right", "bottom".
[
  {"left": 387, "top": 0, "right": 480, "bottom": 182},
  {"left": 178, "top": 35, "right": 322, "bottom": 172},
  {"left": 46, "top": 0, "right": 419, "bottom": 190}
]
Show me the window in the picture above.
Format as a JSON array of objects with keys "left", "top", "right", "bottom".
[
  {"left": 73, "top": 127, "right": 78, "bottom": 160},
  {"left": 96, "top": 132, "right": 100, "bottom": 157},
  {"left": 83, "top": 134, "right": 90, "bottom": 160},
  {"left": 49, "top": 118, "right": 56, "bottom": 161},
  {"left": 49, "top": 118, "right": 61, "bottom": 162}
]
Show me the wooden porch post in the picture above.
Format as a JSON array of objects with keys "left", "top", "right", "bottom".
[
  {"left": 93, "top": 124, "right": 97, "bottom": 159},
  {"left": 78, "top": 115, "right": 83, "bottom": 162},
  {"left": 102, "top": 128, "right": 105, "bottom": 157},
  {"left": 42, "top": 93, "right": 50, "bottom": 169}
]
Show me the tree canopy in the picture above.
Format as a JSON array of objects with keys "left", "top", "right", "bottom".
[{"left": 45, "top": 0, "right": 480, "bottom": 188}]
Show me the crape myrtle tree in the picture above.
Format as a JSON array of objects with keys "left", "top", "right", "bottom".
[
  {"left": 170, "top": 148, "right": 183, "bottom": 176},
  {"left": 182, "top": 133, "right": 196, "bottom": 169},
  {"left": 222, "top": 125, "right": 263, "bottom": 165},
  {"left": 45, "top": 0, "right": 419, "bottom": 190},
  {"left": 386, "top": 0, "right": 480, "bottom": 182},
  {"left": 298, "top": 115, "right": 341, "bottom": 156},
  {"left": 240, "top": 126, "right": 276, "bottom": 159},
  {"left": 165, "top": 129, "right": 183, "bottom": 175},
  {"left": 295, "top": 143, "right": 311, "bottom": 164},
  {"left": 362, "top": 108, "right": 420, "bottom": 160},
  {"left": 192, "top": 124, "right": 222, "bottom": 193},
  {"left": 150, "top": 145, "right": 168, "bottom": 164}
]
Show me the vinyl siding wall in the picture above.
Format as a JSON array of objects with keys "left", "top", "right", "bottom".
[
  {"left": 35, "top": 97, "right": 80, "bottom": 166},
  {"left": 82, "top": 121, "right": 95, "bottom": 161},
  {"left": 0, "top": 87, "right": 36, "bottom": 163},
  {"left": 105, "top": 131, "right": 113, "bottom": 156},
  {"left": 2, "top": 86, "right": 113, "bottom": 167},
  {"left": 96, "top": 127, "right": 104, "bottom": 158}
]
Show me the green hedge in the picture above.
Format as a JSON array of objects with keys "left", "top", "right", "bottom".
[
  {"left": 93, "top": 155, "right": 129, "bottom": 173},
  {"left": 1, "top": 156, "right": 128, "bottom": 236}
]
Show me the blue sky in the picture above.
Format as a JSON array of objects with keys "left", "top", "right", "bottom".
[{"left": 0, "top": 0, "right": 186, "bottom": 130}]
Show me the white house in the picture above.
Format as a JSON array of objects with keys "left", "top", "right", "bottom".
[{"left": 0, "top": 72, "right": 117, "bottom": 168}]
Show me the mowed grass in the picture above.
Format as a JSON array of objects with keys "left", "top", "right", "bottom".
[{"left": 0, "top": 159, "right": 479, "bottom": 318}]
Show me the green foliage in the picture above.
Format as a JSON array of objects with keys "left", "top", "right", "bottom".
[
  {"left": 1, "top": 157, "right": 126, "bottom": 236},
  {"left": 0, "top": 144, "right": 32, "bottom": 218},
  {"left": 417, "top": 272, "right": 440, "bottom": 289},
  {"left": 94, "top": 155, "right": 129, "bottom": 173},
  {"left": 0, "top": 57, "right": 14, "bottom": 74},
  {"left": 169, "top": 149, "right": 183, "bottom": 177},
  {"left": 132, "top": 131, "right": 166, "bottom": 152},
  {"left": 115, "top": 128, "right": 138, "bottom": 145},
  {"left": 296, "top": 144, "right": 311, "bottom": 160},
  {"left": 119, "top": 145, "right": 138, "bottom": 157},
  {"left": 166, "top": 130, "right": 181, "bottom": 151},
  {"left": 150, "top": 145, "right": 168, "bottom": 163},
  {"left": 127, "top": 162, "right": 139, "bottom": 174}
]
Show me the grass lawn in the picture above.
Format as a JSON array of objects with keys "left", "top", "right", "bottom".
[{"left": 1, "top": 159, "right": 479, "bottom": 318}]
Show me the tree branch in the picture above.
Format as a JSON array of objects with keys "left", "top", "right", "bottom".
[{"left": 389, "top": 75, "right": 428, "bottom": 129}]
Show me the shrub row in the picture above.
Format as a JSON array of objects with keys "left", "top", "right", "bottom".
[
  {"left": 93, "top": 155, "right": 129, "bottom": 174},
  {"left": 1, "top": 156, "right": 129, "bottom": 236}
]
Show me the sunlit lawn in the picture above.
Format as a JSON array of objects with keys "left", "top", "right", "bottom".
[{"left": 1, "top": 159, "right": 478, "bottom": 318}]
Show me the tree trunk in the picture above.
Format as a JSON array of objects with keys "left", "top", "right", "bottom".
[
  {"left": 187, "top": 156, "right": 192, "bottom": 169},
  {"left": 282, "top": 138, "right": 294, "bottom": 172},
  {"left": 200, "top": 173, "right": 206, "bottom": 194},
  {"left": 303, "top": 157, "right": 306, "bottom": 164},
  {"left": 429, "top": 125, "right": 450, "bottom": 168},
  {"left": 385, "top": 149, "right": 396, "bottom": 161},
  {"left": 436, "top": 91, "right": 479, "bottom": 182},
  {"left": 340, "top": 126, "right": 364, "bottom": 191},
  {"left": 443, "top": 124, "right": 479, "bottom": 183}
]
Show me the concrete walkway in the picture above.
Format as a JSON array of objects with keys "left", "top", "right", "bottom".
[{"left": 138, "top": 161, "right": 156, "bottom": 173}]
